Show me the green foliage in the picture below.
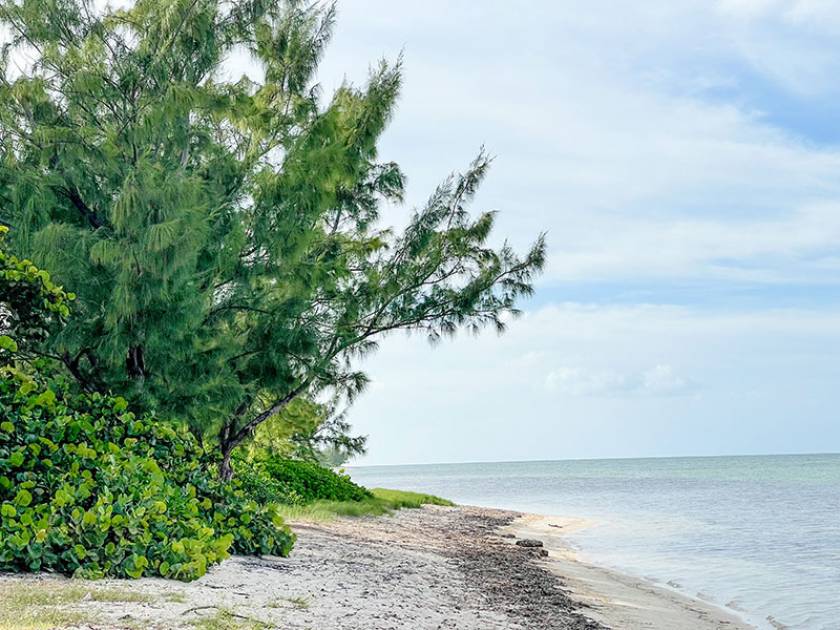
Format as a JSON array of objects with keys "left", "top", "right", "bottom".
[
  {"left": 260, "top": 458, "right": 371, "bottom": 504},
  {"left": 0, "top": 0, "right": 545, "bottom": 466},
  {"left": 235, "top": 465, "right": 304, "bottom": 508},
  {"left": 246, "top": 398, "right": 326, "bottom": 461},
  {"left": 247, "top": 398, "right": 367, "bottom": 466},
  {"left": 0, "top": 227, "right": 73, "bottom": 364},
  {"left": 369, "top": 487, "right": 455, "bottom": 508},
  {"left": 0, "top": 192, "right": 294, "bottom": 582},
  {"left": 0, "top": 368, "right": 295, "bottom": 581}
]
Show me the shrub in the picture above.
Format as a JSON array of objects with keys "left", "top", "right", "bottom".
[
  {"left": 0, "top": 368, "right": 295, "bottom": 581},
  {"left": 261, "top": 459, "right": 371, "bottom": 504},
  {"left": 0, "top": 226, "right": 73, "bottom": 364},
  {"left": 236, "top": 464, "right": 304, "bottom": 507}
]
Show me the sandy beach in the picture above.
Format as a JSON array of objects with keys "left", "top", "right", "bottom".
[{"left": 0, "top": 505, "right": 754, "bottom": 629}]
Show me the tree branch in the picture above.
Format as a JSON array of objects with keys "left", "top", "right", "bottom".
[
  {"left": 59, "top": 187, "right": 104, "bottom": 229},
  {"left": 226, "top": 379, "right": 312, "bottom": 450}
]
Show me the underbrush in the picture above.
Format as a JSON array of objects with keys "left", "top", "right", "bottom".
[
  {"left": 258, "top": 459, "right": 372, "bottom": 504},
  {"left": 0, "top": 368, "right": 294, "bottom": 581}
]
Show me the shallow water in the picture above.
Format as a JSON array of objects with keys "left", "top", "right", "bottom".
[{"left": 348, "top": 454, "right": 840, "bottom": 630}]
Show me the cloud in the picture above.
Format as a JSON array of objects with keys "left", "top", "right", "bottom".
[
  {"left": 545, "top": 367, "right": 630, "bottom": 397},
  {"left": 545, "top": 201, "right": 840, "bottom": 284},
  {"left": 641, "top": 365, "right": 692, "bottom": 395},
  {"left": 715, "top": 0, "right": 840, "bottom": 29},
  {"left": 346, "top": 303, "right": 840, "bottom": 464},
  {"left": 712, "top": 1, "right": 840, "bottom": 97},
  {"left": 305, "top": 0, "right": 840, "bottom": 296},
  {"left": 545, "top": 364, "right": 694, "bottom": 398}
]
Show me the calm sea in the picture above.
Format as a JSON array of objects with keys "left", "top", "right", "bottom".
[{"left": 348, "top": 454, "right": 840, "bottom": 630}]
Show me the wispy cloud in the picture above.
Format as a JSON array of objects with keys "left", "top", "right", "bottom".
[
  {"left": 306, "top": 0, "right": 840, "bottom": 301},
  {"left": 545, "top": 365, "right": 694, "bottom": 398}
]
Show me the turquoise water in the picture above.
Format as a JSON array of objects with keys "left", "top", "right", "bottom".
[{"left": 349, "top": 454, "right": 840, "bottom": 630}]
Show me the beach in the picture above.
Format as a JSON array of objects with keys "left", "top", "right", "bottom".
[
  {"left": 348, "top": 454, "right": 840, "bottom": 628},
  {"left": 0, "top": 505, "right": 752, "bottom": 629},
  {"left": 508, "top": 515, "right": 752, "bottom": 629}
]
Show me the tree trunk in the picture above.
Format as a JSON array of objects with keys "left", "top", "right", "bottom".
[
  {"left": 62, "top": 352, "right": 97, "bottom": 393},
  {"left": 215, "top": 387, "right": 307, "bottom": 481},
  {"left": 219, "top": 446, "right": 234, "bottom": 481},
  {"left": 126, "top": 345, "right": 146, "bottom": 379},
  {"left": 218, "top": 420, "right": 235, "bottom": 481}
]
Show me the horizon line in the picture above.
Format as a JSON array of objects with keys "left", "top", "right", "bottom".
[{"left": 348, "top": 450, "right": 840, "bottom": 469}]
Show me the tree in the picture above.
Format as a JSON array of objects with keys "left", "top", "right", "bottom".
[
  {"left": 243, "top": 396, "right": 367, "bottom": 465},
  {"left": 0, "top": 0, "right": 545, "bottom": 478}
]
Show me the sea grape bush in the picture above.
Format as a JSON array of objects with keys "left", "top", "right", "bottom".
[
  {"left": 0, "top": 226, "right": 73, "bottom": 363},
  {"left": 261, "top": 458, "right": 372, "bottom": 504},
  {"left": 236, "top": 464, "right": 305, "bottom": 507},
  {"left": 0, "top": 368, "right": 295, "bottom": 581}
]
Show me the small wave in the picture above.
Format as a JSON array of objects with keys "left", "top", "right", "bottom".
[
  {"left": 766, "top": 615, "right": 790, "bottom": 629},
  {"left": 724, "top": 599, "right": 747, "bottom": 613}
]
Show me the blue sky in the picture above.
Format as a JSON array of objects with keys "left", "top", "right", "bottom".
[{"left": 295, "top": 1, "right": 840, "bottom": 465}]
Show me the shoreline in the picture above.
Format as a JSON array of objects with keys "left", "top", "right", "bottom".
[
  {"left": 0, "top": 504, "right": 755, "bottom": 629},
  {"left": 507, "top": 513, "right": 755, "bottom": 629}
]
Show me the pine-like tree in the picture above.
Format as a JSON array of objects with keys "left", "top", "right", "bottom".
[{"left": 0, "top": 0, "right": 545, "bottom": 477}]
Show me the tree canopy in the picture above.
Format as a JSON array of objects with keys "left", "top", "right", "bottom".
[{"left": 0, "top": 0, "right": 545, "bottom": 476}]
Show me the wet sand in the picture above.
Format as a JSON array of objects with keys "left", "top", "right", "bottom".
[{"left": 508, "top": 514, "right": 754, "bottom": 629}]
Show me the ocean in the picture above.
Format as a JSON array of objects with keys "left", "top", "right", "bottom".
[{"left": 348, "top": 454, "right": 840, "bottom": 630}]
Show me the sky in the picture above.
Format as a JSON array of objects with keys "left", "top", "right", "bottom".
[{"left": 305, "top": 1, "right": 840, "bottom": 465}]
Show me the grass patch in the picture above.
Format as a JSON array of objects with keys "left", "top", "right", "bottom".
[
  {"left": 166, "top": 591, "right": 189, "bottom": 603},
  {"left": 285, "top": 595, "right": 311, "bottom": 610},
  {"left": 370, "top": 488, "right": 455, "bottom": 508},
  {"left": 0, "top": 580, "right": 154, "bottom": 630},
  {"left": 274, "top": 499, "right": 384, "bottom": 522},
  {"left": 0, "top": 607, "right": 85, "bottom": 630},
  {"left": 276, "top": 487, "right": 454, "bottom": 522},
  {"left": 267, "top": 595, "right": 311, "bottom": 610},
  {"left": 189, "top": 608, "right": 269, "bottom": 629}
]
